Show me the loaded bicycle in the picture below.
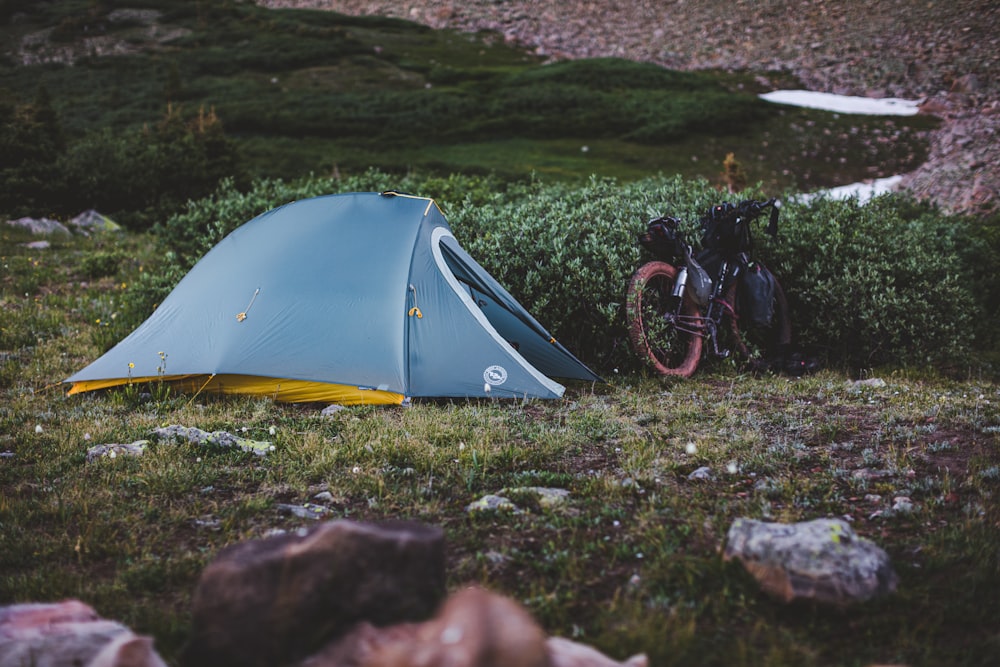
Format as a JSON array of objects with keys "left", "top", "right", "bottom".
[{"left": 626, "top": 198, "right": 792, "bottom": 377}]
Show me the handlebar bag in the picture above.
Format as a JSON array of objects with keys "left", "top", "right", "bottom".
[{"left": 701, "top": 203, "right": 751, "bottom": 255}]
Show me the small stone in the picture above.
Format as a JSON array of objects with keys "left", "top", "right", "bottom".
[
  {"left": 465, "top": 494, "right": 520, "bottom": 514},
  {"left": 851, "top": 378, "right": 887, "bottom": 388},
  {"left": 688, "top": 466, "right": 713, "bottom": 481},
  {"left": 276, "top": 503, "right": 331, "bottom": 520},
  {"left": 86, "top": 440, "right": 149, "bottom": 462},
  {"left": 892, "top": 496, "right": 915, "bottom": 513}
]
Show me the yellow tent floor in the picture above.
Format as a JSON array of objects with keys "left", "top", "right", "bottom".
[{"left": 66, "top": 374, "right": 405, "bottom": 405}]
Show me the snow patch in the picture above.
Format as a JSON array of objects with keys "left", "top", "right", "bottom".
[
  {"left": 796, "top": 175, "right": 904, "bottom": 205},
  {"left": 760, "top": 90, "right": 922, "bottom": 116}
]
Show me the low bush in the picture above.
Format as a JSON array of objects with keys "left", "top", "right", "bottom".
[
  {"left": 769, "top": 195, "right": 978, "bottom": 369},
  {"left": 1, "top": 97, "right": 244, "bottom": 229}
]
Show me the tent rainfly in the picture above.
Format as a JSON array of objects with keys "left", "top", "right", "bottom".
[{"left": 65, "top": 191, "right": 601, "bottom": 404}]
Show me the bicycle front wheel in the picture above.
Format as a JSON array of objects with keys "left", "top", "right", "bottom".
[{"left": 626, "top": 261, "right": 703, "bottom": 377}]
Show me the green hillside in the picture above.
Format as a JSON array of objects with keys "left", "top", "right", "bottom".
[{"left": 1, "top": 0, "right": 935, "bottom": 226}]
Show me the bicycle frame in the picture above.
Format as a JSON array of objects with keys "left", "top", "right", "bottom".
[{"left": 666, "top": 254, "right": 739, "bottom": 357}]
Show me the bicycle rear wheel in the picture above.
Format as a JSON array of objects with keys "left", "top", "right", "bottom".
[{"left": 626, "top": 261, "right": 703, "bottom": 377}]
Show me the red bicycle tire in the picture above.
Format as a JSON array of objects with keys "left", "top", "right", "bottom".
[{"left": 626, "top": 261, "right": 703, "bottom": 377}]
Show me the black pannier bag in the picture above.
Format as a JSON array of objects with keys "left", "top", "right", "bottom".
[{"left": 739, "top": 262, "right": 776, "bottom": 328}]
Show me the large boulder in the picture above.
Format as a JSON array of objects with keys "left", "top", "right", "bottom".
[
  {"left": 69, "top": 210, "right": 121, "bottom": 235},
  {"left": 302, "top": 586, "right": 549, "bottom": 667},
  {"left": 299, "top": 586, "right": 648, "bottom": 667},
  {"left": 723, "top": 518, "right": 898, "bottom": 605},
  {"left": 184, "top": 519, "right": 447, "bottom": 667},
  {"left": 0, "top": 599, "right": 167, "bottom": 667}
]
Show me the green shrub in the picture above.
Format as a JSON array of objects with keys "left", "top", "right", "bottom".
[
  {"left": 769, "top": 194, "right": 977, "bottom": 369},
  {"left": 956, "top": 211, "right": 1000, "bottom": 354}
]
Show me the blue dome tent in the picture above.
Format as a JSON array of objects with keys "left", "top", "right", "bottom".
[{"left": 66, "top": 192, "right": 600, "bottom": 404}]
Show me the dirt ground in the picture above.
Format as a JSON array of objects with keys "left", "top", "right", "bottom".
[{"left": 259, "top": 0, "right": 1000, "bottom": 214}]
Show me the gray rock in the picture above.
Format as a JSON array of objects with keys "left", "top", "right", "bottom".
[
  {"left": 68, "top": 210, "right": 121, "bottom": 235},
  {"left": 320, "top": 404, "right": 346, "bottom": 417},
  {"left": 184, "top": 519, "right": 446, "bottom": 667},
  {"left": 107, "top": 9, "right": 162, "bottom": 24},
  {"left": 86, "top": 440, "right": 149, "bottom": 462},
  {"left": 465, "top": 494, "right": 521, "bottom": 514},
  {"left": 152, "top": 424, "right": 272, "bottom": 456},
  {"left": 6, "top": 216, "right": 71, "bottom": 236},
  {"left": 724, "top": 517, "right": 898, "bottom": 605},
  {"left": 851, "top": 378, "right": 887, "bottom": 388},
  {"left": 688, "top": 466, "right": 713, "bottom": 481},
  {"left": 892, "top": 496, "right": 915, "bottom": 513},
  {"left": 276, "top": 503, "right": 331, "bottom": 520}
]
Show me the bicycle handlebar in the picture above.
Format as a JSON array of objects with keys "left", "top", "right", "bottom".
[{"left": 720, "top": 198, "right": 781, "bottom": 238}]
